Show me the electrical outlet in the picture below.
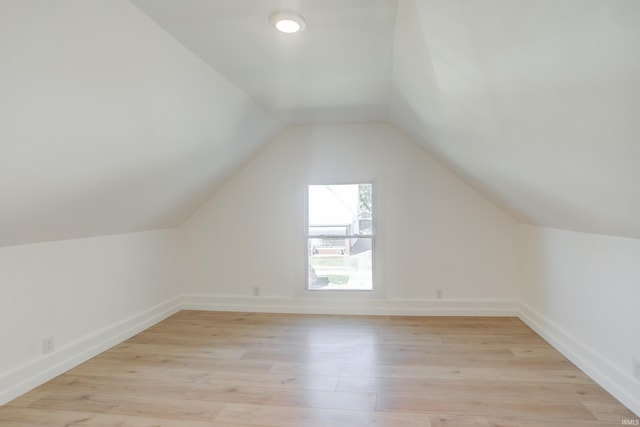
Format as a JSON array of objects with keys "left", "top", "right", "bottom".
[
  {"left": 42, "top": 337, "right": 54, "bottom": 355},
  {"left": 252, "top": 286, "right": 261, "bottom": 297},
  {"left": 436, "top": 289, "right": 443, "bottom": 300},
  {"left": 633, "top": 358, "right": 640, "bottom": 380}
]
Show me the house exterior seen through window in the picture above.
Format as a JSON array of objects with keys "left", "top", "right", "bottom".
[{"left": 307, "top": 183, "right": 373, "bottom": 291}]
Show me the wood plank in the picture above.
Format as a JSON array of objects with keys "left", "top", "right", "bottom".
[
  {"left": 0, "top": 407, "right": 244, "bottom": 427},
  {"left": 45, "top": 374, "right": 375, "bottom": 412},
  {"left": 212, "top": 403, "right": 432, "bottom": 427},
  {"left": 375, "top": 392, "right": 597, "bottom": 420},
  {"left": 69, "top": 362, "right": 339, "bottom": 391},
  {"left": 336, "top": 376, "right": 531, "bottom": 398}
]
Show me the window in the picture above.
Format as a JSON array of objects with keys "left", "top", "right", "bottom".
[{"left": 307, "top": 183, "right": 374, "bottom": 291}]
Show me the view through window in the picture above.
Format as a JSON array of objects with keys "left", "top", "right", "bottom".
[{"left": 307, "top": 183, "right": 373, "bottom": 290}]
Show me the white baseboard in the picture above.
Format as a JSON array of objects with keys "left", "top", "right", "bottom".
[
  {"left": 0, "top": 296, "right": 182, "bottom": 406},
  {"left": 518, "top": 303, "right": 640, "bottom": 417},
  {"left": 180, "top": 294, "right": 519, "bottom": 316}
]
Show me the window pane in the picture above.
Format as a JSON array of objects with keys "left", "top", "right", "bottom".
[
  {"left": 308, "top": 184, "right": 373, "bottom": 291},
  {"left": 308, "top": 237, "right": 373, "bottom": 290},
  {"left": 308, "top": 184, "right": 372, "bottom": 237}
]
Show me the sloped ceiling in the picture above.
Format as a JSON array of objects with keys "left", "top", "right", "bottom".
[
  {"left": 2, "top": 0, "right": 639, "bottom": 247},
  {"left": 133, "top": 0, "right": 640, "bottom": 238},
  {"left": 0, "top": 0, "right": 279, "bottom": 247},
  {"left": 391, "top": 0, "right": 640, "bottom": 239}
]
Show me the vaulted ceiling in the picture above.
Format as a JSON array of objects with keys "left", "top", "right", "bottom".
[{"left": 2, "top": 0, "right": 640, "bottom": 247}]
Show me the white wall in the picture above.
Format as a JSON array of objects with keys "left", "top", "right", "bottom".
[
  {"left": 0, "top": 229, "right": 180, "bottom": 404},
  {"left": 182, "top": 122, "right": 520, "bottom": 314},
  {"left": 519, "top": 224, "right": 640, "bottom": 415}
]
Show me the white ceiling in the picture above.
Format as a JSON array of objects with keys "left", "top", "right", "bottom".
[
  {"left": 131, "top": 0, "right": 396, "bottom": 123},
  {"left": 132, "top": 0, "right": 640, "bottom": 238},
  {"left": 391, "top": 0, "right": 640, "bottom": 238},
  {"left": 2, "top": 0, "right": 640, "bottom": 247}
]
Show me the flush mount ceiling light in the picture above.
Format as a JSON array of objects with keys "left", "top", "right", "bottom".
[{"left": 269, "top": 11, "right": 306, "bottom": 34}]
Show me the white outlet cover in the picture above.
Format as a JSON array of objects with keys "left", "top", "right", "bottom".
[
  {"left": 633, "top": 358, "right": 640, "bottom": 380},
  {"left": 42, "top": 337, "right": 54, "bottom": 355}
]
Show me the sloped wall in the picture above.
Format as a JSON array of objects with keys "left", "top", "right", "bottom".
[
  {"left": 0, "top": 230, "right": 180, "bottom": 405},
  {"left": 519, "top": 225, "right": 640, "bottom": 415},
  {"left": 182, "top": 122, "right": 520, "bottom": 313}
]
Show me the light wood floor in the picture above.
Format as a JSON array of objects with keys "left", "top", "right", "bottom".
[{"left": 1, "top": 311, "right": 636, "bottom": 426}]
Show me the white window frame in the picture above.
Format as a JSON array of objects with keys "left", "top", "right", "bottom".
[{"left": 305, "top": 182, "right": 375, "bottom": 292}]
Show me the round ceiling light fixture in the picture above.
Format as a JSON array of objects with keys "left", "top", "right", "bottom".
[{"left": 269, "top": 11, "right": 306, "bottom": 34}]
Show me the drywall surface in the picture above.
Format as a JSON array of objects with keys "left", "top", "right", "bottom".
[
  {"left": 0, "top": 229, "right": 180, "bottom": 404},
  {"left": 183, "top": 122, "right": 519, "bottom": 310},
  {"left": 519, "top": 224, "right": 640, "bottom": 415},
  {"left": 392, "top": 0, "right": 640, "bottom": 240},
  {"left": 0, "top": 0, "right": 277, "bottom": 247}
]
